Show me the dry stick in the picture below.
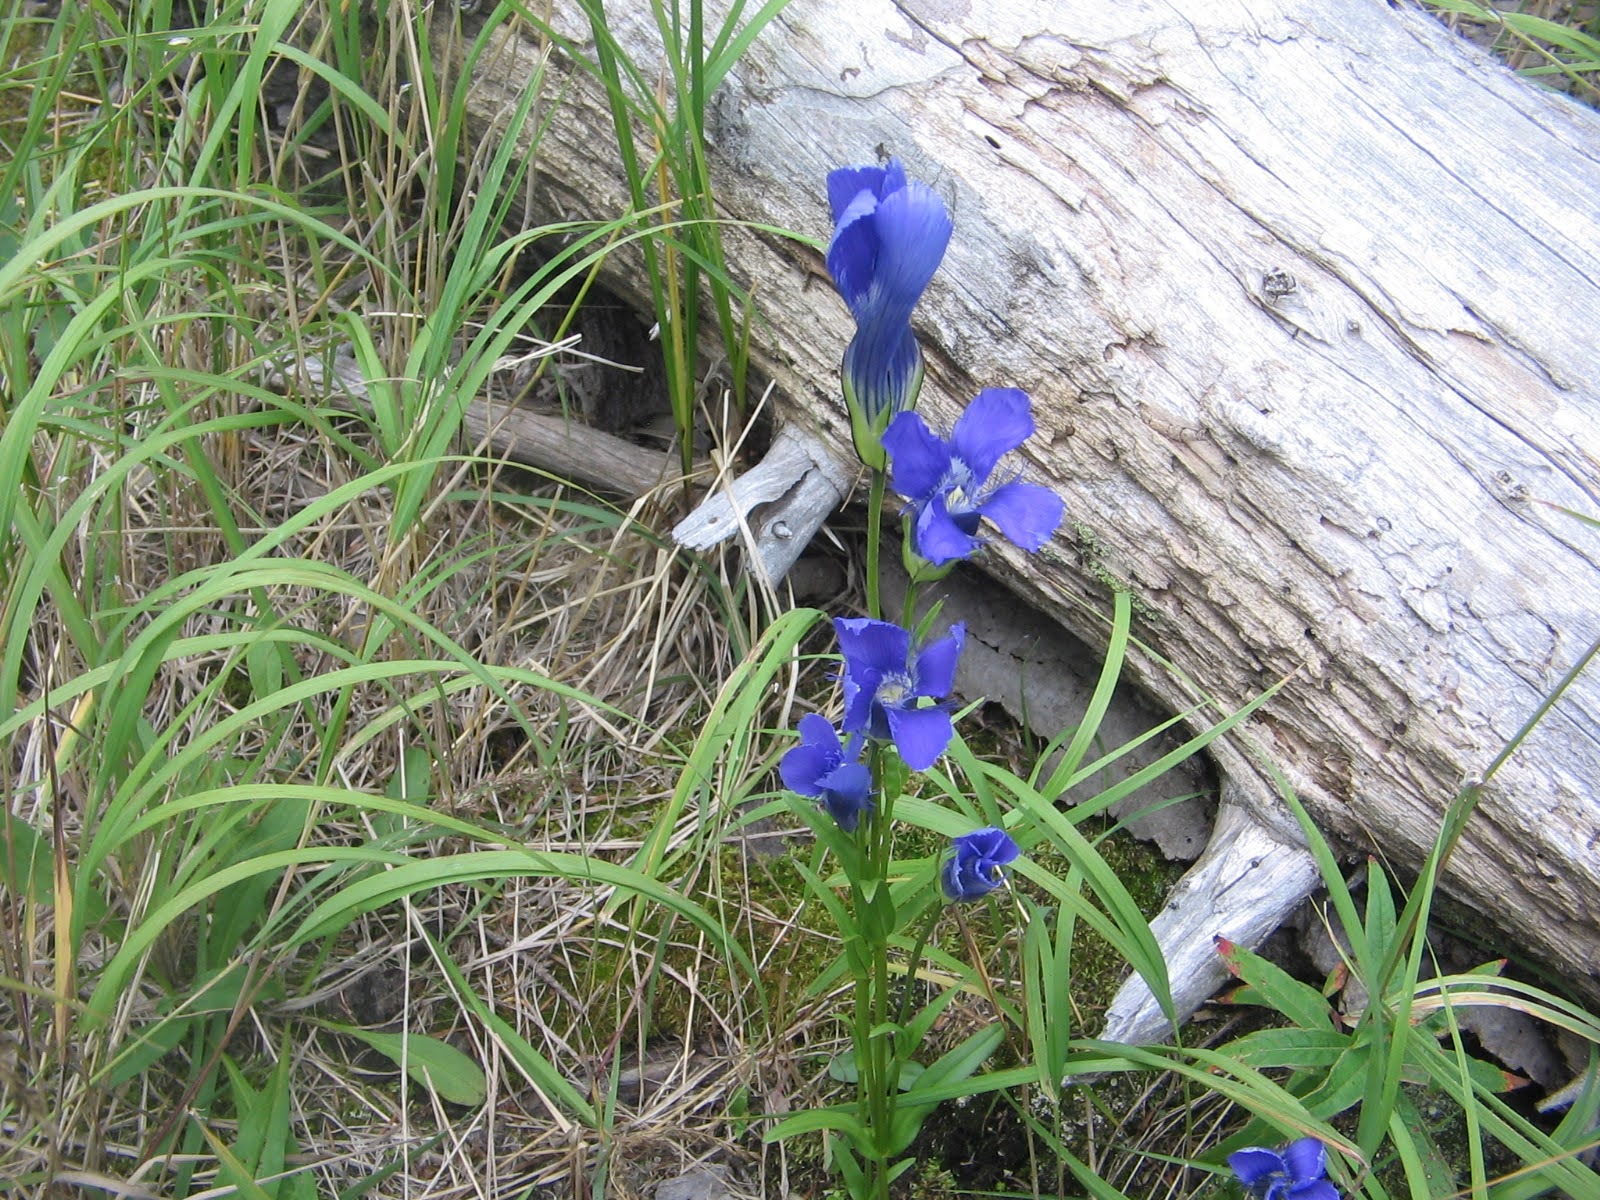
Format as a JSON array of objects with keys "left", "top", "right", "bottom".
[
  {"left": 271, "top": 351, "right": 704, "bottom": 498},
  {"left": 458, "top": 400, "right": 687, "bottom": 497}
]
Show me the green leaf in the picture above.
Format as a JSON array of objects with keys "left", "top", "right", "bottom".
[
  {"left": 194, "top": 1119, "right": 276, "bottom": 1200},
  {"left": 432, "top": 935, "right": 596, "bottom": 1126},
  {"left": 1222, "top": 1026, "right": 1351, "bottom": 1071},
  {"left": 889, "top": 1023, "right": 1005, "bottom": 1154},
  {"left": 1216, "top": 936, "right": 1337, "bottom": 1030},
  {"left": 1298, "top": 1043, "right": 1372, "bottom": 1121},
  {"left": 323, "top": 1023, "right": 487, "bottom": 1107},
  {"left": 858, "top": 874, "right": 898, "bottom": 943},
  {"left": 1000, "top": 778, "right": 1175, "bottom": 1028},
  {"left": 1364, "top": 861, "right": 1397, "bottom": 973},
  {"left": 826, "top": 1053, "right": 857, "bottom": 1084},
  {"left": 901, "top": 987, "right": 962, "bottom": 1058},
  {"left": 0, "top": 809, "right": 53, "bottom": 905},
  {"left": 1388, "top": 1092, "right": 1456, "bottom": 1200},
  {"left": 1039, "top": 588, "right": 1131, "bottom": 798},
  {"left": 245, "top": 637, "right": 284, "bottom": 704},
  {"left": 826, "top": 1052, "right": 924, "bottom": 1091},
  {"left": 905, "top": 1022, "right": 1005, "bottom": 1098},
  {"left": 765, "top": 1105, "right": 870, "bottom": 1145}
]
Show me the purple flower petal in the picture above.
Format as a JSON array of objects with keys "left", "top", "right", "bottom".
[
  {"left": 867, "top": 181, "right": 952, "bottom": 325},
  {"left": 884, "top": 704, "right": 953, "bottom": 771},
  {"left": 797, "top": 712, "right": 842, "bottom": 749},
  {"left": 1281, "top": 1139, "right": 1327, "bottom": 1185},
  {"left": 913, "top": 622, "right": 965, "bottom": 699},
  {"left": 826, "top": 190, "right": 881, "bottom": 317},
  {"left": 835, "top": 617, "right": 906, "bottom": 734},
  {"left": 915, "top": 493, "right": 982, "bottom": 565},
  {"left": 1228, "top": 1148, "right": 1288, "bottom": 1188},
  {"left": 941, "top": 826, "right": 1021, "bottom": 901},
  {"left": 819, "top": 758, "right": 869, "bottom": 795},
  {"left": 965, "top": 826, "right": 1020, "bottom": 866},
  {"left": 951, "top": 388, "right": 1034, "bottom": 482},
  {"left": 939, "top": 854, "right": 971, "bottom": 901},
  {"left": 819, "top": 760, "right": 872, "bottom": 831},
  {"left": 838, "top": 672, "right": 876, "bottom": 739},
  {"left": 880, "top": 158, "right": 908, "bottom": 197},
  {"left": 883, "top": 411, "right": 952, "bottom": 501},
  {"left": 1289, "top": 1183, "right": 1339, "bottom": 1200},
  {"left": 979, "top": 480, "right": 1063, "bottom": 552},
  {"left": 827, "top": 165, "right": 889, "bottom": 222},
  {"left": 780, "top": 714, "right": 845, "bottom": 795},
  {"left": 843, "top": 320, "right": 923, "bottom": 425},
  {"left": 826, "top": 160, "right": 948, "bottom": 459},
  {"left": 834, "top": 617, "right": 910, "bottom": 674},
  {"left": 779, "top": 741, "right": 833, "bottom": 795},
  {"left": 780, "top": 714, "right": 873, "bottom": 832}
]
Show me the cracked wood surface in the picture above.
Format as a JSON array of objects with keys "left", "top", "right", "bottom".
[{"left": 457, "top": 0, "right": 1600, "bottom": 1008}]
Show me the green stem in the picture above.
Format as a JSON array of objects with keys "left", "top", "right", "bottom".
[
  {"left": 887, "top": 904, "right": 942, "bottom": 1096},
  {"left": 900, "top": 570, "right": 919, "bottom": 630},
  {"left": 854, "top": 741, "right": 894, "bottom": 1199},
  {"left": 870, "top": 918, "right": 893, "bottom": 1200},
  {"left": 865, "top": 468, "right": 885, "bottom": 620}
]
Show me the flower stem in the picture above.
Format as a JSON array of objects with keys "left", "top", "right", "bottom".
[
  {"left": 870, "top": 912, "right": 893, "bottom": 1199},
  {"left": 866, "top": 468, "right": 886, "bottom": 620},
  {"left": 887, "top": 904, "right": 942, "bottom": 1095},
  {"left": 855, "top": 741, "right": 896, "bottom": 1200}
]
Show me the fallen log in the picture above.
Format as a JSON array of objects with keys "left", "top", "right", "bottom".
[{"left": 455, "top": 0, "right": 1600, "bottom": 1041}]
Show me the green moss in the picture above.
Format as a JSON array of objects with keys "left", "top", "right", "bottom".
[{"left": 1063, "top": 521, "right": 1162, "bottom": 625}]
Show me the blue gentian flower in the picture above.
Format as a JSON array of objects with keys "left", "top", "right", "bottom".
[
  {"left": 833, "top": 616, "right": 964, "bottom": 771},
  {"left": 941, "top": 827, "right": 1021, "bottom": 902},
  {"left": 1228, "top": 1138, "right": 1340, "bottom": 1200},
  {"left": 780, "top": 714, "right": 873, "bottom": 832},
  {"left": 882, "top": 387, "right": 1065, "bottom": 566},
  {"left": 827, "top": 160, "right": 953, "bottom": 471}
]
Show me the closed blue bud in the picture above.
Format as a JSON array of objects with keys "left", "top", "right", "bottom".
[
  {"left": 780, "top": 714, "right": 873, "bottom": 832},
  {"left": 826, "top": 160, "right": 952, "bottom": 471},
  {"left": 941, "top": 827, "right": 1021, "bottom": 902}
]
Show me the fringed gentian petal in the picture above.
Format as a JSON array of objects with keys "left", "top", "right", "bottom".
[
  {"left": 833, "top": 616, "right": 964, "bottom": 771},
  {"left": 1228, "top": 1138, "right": 1341, "bottom": 1200},
  {"left": 885, "top": 387, "right": 1065, "bottom": 566},
  {"left": 941, "top": 827, "right": 1021, "bottom": 902},
  {"left": 780, "top": 713, "right": 873, "bottom": 832}
]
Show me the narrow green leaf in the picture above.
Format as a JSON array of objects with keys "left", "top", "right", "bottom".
[
  {"left": 764, "top": 1106, "right": 869, "bottom": 1143},
  {"left": 1221, "top": 1026, "right": 1351, "bottom": 1072},
  {"left": 889, "top": 1023, "right": 1005, "bottom": 1154},
  {"left": 432, "top": 937, "right": 597, "bottom": 1126},
  {"left": 324, "top": 1023, "right": 487, "bottom": 1108},
  {"left": 193, "top": 1119, "right": 276, "bottom": 1200},
  {"left": 1216, "top": 936, "right": 1337, "bottom": 1031},
  {"left": 1041, "top": 588, "right": 1131, "bottom": 798}
]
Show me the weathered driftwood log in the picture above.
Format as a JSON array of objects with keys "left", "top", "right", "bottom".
[{"left": 457, "top": 0, "right": 1600, "bottom": 1041}]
